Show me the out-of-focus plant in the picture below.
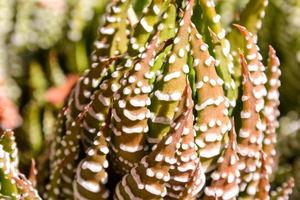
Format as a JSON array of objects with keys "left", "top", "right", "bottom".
[
  {"left": 0, "top": 0, "right": 22, "bottom": 131},
  {"left": 276, "top": 112, "right": 300, "bottom": 199},
  {"left": 259, "top": 0, "right": 300, "bottom": 113}
]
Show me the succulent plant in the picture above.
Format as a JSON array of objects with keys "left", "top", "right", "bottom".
[
  {"left": 0, "top": 0, "right": 298, "bottom": 199},
  {"left": 41, "top": 0, "right": 296, "bottom": 199},
  {"left": 0, "top": 130, "right": 41, "bottom": 199}
]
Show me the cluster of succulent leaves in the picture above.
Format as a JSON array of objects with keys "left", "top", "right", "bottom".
[
  {"left": 40, "top": 0, "right": 295, "bottom": 199},
  {"left": 205, "top": 0, "right": 300, "bottom": 198},
  {"left": 0, "top": 0, "right": 298, "bottom": 199}
]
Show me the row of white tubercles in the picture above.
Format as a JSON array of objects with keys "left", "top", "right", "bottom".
[
  {"left": 166, "top": 126, "right": 203, "bottom": 199},
  {"left": 235, "top": 25, "right": 267, "bottom": 115},
  {"left": 114, "top": 103, "right": 190, "bottom": 199},
  {"left": 112, "top": 1, "right": 174, "bottom": 148},
  {"left": 200, "top": 0, "right": 237, "bottom": 107},
  {"left": 80, "top": 79, "right": 111, "bottom": 148},
  {"left": 110, "top": 34, "right": 161, "bottom": 173},
  {"left": 264, "top": 46, "right": 281, "bottom": 127},
  {"left": 148, "top": 0, "right": 194, "bottom": 144},
  {"left": 262, "top": 121, "right": 276, "bottom": 176},
  {"left": 94, "top": 0, "right": 130, "bottom": 60},
  {"left": 255, "top": 152, "right": 270, "bottom": 200},
  {"left": 73, "top": 132, "right": 110, "bottom": 200},
  {"left": 238, "top": 55, "right": 264, "bottom": 196},
  {"left": 68, "top": 57, "right": 113, "bottom": 120},
  {"left": 108, "top": 1, "right": 172, "bottom": 159},
  {"left": 166, "top": 86, "right": 205, "bottom": 199},
  {"left": 1, "top": 130, "right": 19, "bottom": 172},
  {"left": 80, "top": 62, "right": 131, "bottom": 149},
  {"left": 75, "top": 4, "right": 132, "bottom": 172},
  {"left": 83, "top": 62, "right": 132, "bottom": 173},
  {"left": 108, "top": 59, "right": 147, "bottom": 173},
  {"left": 204, "top": 121, "right": 240, "bottom": 200},
  {"left": 49, "top": 107, "right": 67, "bottom": 170},
  {"left": 0, "top": 134, "right": 39, "bottom": 199},
  {"left": 128, "top": 0, "right": 165, "bottom": 55},
  {"left": 243, "top": 0, "right": 269, "bottom": 32},
  {"left": 230, "top": 0, "right": 268, "bottom": 76},
  {"left": 48, "top": 112, "right": 69, "bottom": 197},
  {"left": 46, "top": 118, "right": 82, "bottom": 199},
  {"left": 262, "top": 47, "right": 281, "bottom": 175},
  {"left": 0, "top": 143, "right": 18, "bottom": 198},
  {"left": 6, "top": 132, "right": 32, "bottom": 199},
  {"left": 256, "top": 0, "right": 269, "bottom": 31},
  {"left": 236, "top": 25, "right": 280, "bottom": 197},
  {"left": 190, "top": 24, "right": 231, "bottom": 172},
  {"left": 56, "top": 120, "right": 82, "bottom": 199},
  {"left": 179, "top": 159, "right": 206, "bottom": 199}
]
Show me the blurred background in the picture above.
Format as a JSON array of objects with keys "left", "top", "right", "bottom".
[{"left": 0, "top": 0, "right": 300, "bottom": 198}]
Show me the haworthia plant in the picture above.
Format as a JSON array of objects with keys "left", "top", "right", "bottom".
[
  {"left": 46, "top": 0, "right": 294, "bottom": 199},
  {"left": 0, "top": 0, "right": 296, "bottom": 199}
]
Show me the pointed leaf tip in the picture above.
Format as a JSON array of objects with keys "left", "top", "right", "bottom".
[
  {"left": 233, "top": 24, "right": 248, "bottom": 36},
  {"left": 240, "top": 52, "right": 251, "bottom": 81},
  {"left": 229, "top": 118, "right": 237, "bottom": 148}
]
